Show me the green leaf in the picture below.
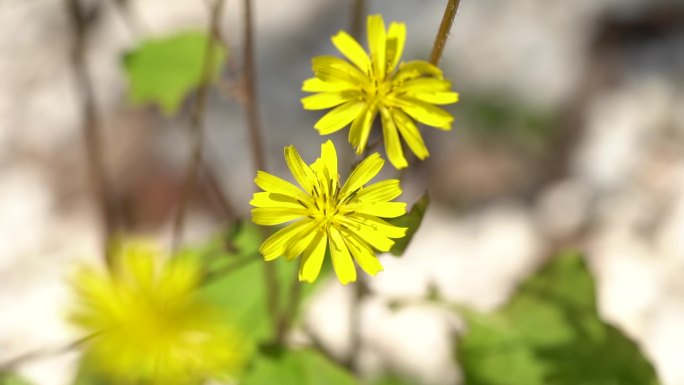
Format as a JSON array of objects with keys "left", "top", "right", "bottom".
[
  {"left": 241, "top": 348, "right": 359, "bottom": 385},
  {"left": 456, "top": 252, "right": 660, "bottom": 385},
  {"left": 123, "top": 31, "right": 226, "bottom": 115},
  {"left": 195, "top": 222, "right": 329, "bottom": 347},
  {"left": 0, "top": 373, "right": 34, "bottom": 385},
  {"left": 387, "top": 193, "right": 430, "bottom": 256}
]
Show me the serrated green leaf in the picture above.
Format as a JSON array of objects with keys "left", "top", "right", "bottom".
[
  {"left": 123, "top": 31, "right": 226, "bottom": 115},
  {"left": 456, "top": 252, "right": 660, "bottom": 385},
  {"left": 241, "top": 349, "right": 359, "bottom": 385},
  {"left": 387, "top": 193, "right": 429, "bottom": 256}
]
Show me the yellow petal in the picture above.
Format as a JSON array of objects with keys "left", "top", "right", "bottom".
[
  {"left": 260, "top": 219, "right": 313, "bottom": 261},
  {"left": 320, "top": 140, "right": 338, "bottom": 182},
  {"left": 381, "top": 107, "right": 408, "bottom": 169},
  {"left": 401, "top": 78, "right": 452, "bottom": 91},
  {"left": 252, "top": 207, "right": 306, "bottom": 226},
  {"left": 339, "top": 153, "right": 384, "bottom": 199},
  {"left": 314, "top": 101, "right": 365, "bottom": 135},
  {"left": 356, "top": 179, "right": 402, "bottom": 202},
  {"left": 284, "top": 221, "right": 320, "bottom": 261},
  {"left": 254, "top": 171, "right": 309, "bottom": 202},
  {"left": 385, "top": 22, "right": 406, "bottom": 74},
  {"left": 367, "top": 14, "right": 387, "bottom": 80},
  {"left": 394, "top": 61, "right": 443, "bottom": 83},
  {"left": 302, "top": 77, "right": 353, "bottom": 93},
  {"left": 347, "top": 201, "right": 407, "bottom": 218},
  {"left": 393, "top": 109, "right": 429, "bottom": 159},
  {"left": 338, "top": 215, "right": 395, "bottom": 251},
  {"left": 250, "top": 191, "right": 306, "bottom": 209},
  {"left": 299, "top": 231, "right": 327, "bottom": 283},
  {"left": 329, "top": 226, "right": 357, "bottom": 284},
  {"left": 284, "top": 145, "right": 317, "bottom": 192},
  {"left": 341, "top": 230, "right": 384, "bottom": 276},
  {"left": 313, "top": 55, "right": 367, "bottom": 85},
  {"left": 396, "top": 97, "right": 453, "bottom": 130},
  {"left": 119, "top": 243, "right": 156, "bottom": 289},
  {"left": 348, "top": 104, "right": 377, "bottom": 153},
  {"left": 331, "top": 31, "right": 371, "bottom": 75},
  {"left": 301, "top": 92, "right": 356, "bottom": 110},
  {"left": 408, "top": 91, "right": 459, "bottom": 105}
]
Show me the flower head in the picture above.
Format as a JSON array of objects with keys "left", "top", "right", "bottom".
[
  {"left": 68, "top": 240, "right": 246, "bottom": 385},
  {"left": 302, "top": 14, "right": 459, "bottom": 169},
  {"left": 251, "top": 140, "right": 407, "bottom": 284}
]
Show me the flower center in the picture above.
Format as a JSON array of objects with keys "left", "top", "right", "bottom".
[
  {"left": 310, "top": 181, "right": 342, "bottom": 227},
  {"left": 363, "top": 76, "right": 393, "bottom": 104}
]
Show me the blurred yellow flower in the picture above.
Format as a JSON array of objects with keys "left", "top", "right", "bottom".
[
  {"left": 69, "top": 240, "right": 246, "bottom": 385},
  {"left": 302, "top": 14, "right": 459, "bottom": 169},
  {"left": 251, "top": 140, "right": 407, "bottom": 284}
]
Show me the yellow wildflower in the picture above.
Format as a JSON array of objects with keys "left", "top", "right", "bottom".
[
  {"left": 250, "top": 140, "right": 407, "bottom": 284},
  {"left": 68, "top": 240, "right": 246, "bottom": 385},
  {"left": 302, "top": 14, "right": 459, "bottom": 169}
]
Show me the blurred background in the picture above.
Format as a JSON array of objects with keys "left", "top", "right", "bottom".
[{"left": 1, "top": 0, "right": 683, "bottom": 384}]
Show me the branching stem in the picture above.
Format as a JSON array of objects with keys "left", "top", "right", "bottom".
[
  {"left": 241, "top": 0, "right": 281, "bottom": 343},
  {"left": 171, "top": 0, "right": 225, "bottom": 252},
  {"left": 66, "top": 0, "right": 118, "bottom": 269}
]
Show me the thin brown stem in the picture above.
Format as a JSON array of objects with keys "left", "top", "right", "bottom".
[
  {"left": 277, "top": 268, "right": 303, "bottom": 342},
  {"left": 171, "top": 0, "right": 225, "bottom": 252},
  {"left": 429, "top": 0, "right": 461, "bottom": 66},
  {"left": 241, "top": 0, "right": 280, "bottom": 342},
  {"left": 202, "top": 254, "right": 260, "bottom": 286},
  {"left": 66, "top": 0, "right": 118, "bottom": 269},
  {"left": 0, "top": 333, "right": 98, "bottom": 371},
  {"left": 242, "top": 0, "right": 267, "bottom": 172},
  {"left": 350, "top": 0, "right": 366, "bottom": 41},
  {"left": 199, "top": 160, "right": 237, "bottom": 222},
  {"left": 346, "top": 275, "right": 368, "bottom": 372}
]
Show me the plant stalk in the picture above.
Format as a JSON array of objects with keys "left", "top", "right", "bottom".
[
  {"left": 429, "top": 0, "right": 461, "bottom": 65},
  {"left": 241, "top": 0, "right": 281, "bottom": 342},
  {"left": 66, "top": 0, "right": 118, "bottom": 269},
  {"left": 171, "top": 0, "right": 225, "bottom": 252}
]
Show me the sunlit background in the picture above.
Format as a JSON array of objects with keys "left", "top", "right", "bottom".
[{"left": 1, "top": 0, "right": 683, "bottom": 384}]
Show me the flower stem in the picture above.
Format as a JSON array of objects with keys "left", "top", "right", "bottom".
[
  {"left": 346, "top": 275, "right": 368, "bottom": 372},
  {"left": 241, "top": 0, "right": 281, "bottom": 342},
  {"left": 171, "top": 0, "right": 225, "bottom": 253},
  {"left": 0, "top": 332, "right": 98, "bottom": 371},
  {"left": 66, "top": 0, "right": 119, "bottom": 269},
  {"left": 429, "top": 0, "right": 461, "bottom": 66},
  {"left": 277, "top": 268, "right": 303, "bottom": 342},
  {"left": 350, "top": 0, "right": 366, "bottom": 41}
]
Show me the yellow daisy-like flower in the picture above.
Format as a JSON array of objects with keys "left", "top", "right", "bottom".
[
  {"left": 302, "top": 14, "right": 459, "bottom": 169},
  {"left": 68, "top": 240, "right": 246, "bottom": 385},
  {"left": 250, "top": 140, "right": 407, "bottom": 284}
]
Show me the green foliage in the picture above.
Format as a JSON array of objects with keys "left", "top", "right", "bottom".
[
  {"left": 387, "top": 193, "right": 429, "bottom": 256},
  {"left": 122, "top": 31, "right": 226, "bottom": 114},
  {"left": 0, "top": 373, "right": 34, "bottom": 385},
  {"left": 456, "top": 252, "right": 660, "bottom": 385},
  {"left": 241, "top": 348, "right": 358, "bottom": 385},
  {"left": 195, "top": 221, "right": 328, "bottom": 345},
  {"left": 458, "top": 94, "right": 556, "bottom": 149}
]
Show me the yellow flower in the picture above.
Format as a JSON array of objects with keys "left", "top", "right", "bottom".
[
  {"left": 250, "top": 140, "right": 407, "bottom": 284},
  {"left": 68, "top": 240, "right": 246, "bottom": 385},
  {"left": 302, "top": 14, "right": 459, "bottom": 169}
]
